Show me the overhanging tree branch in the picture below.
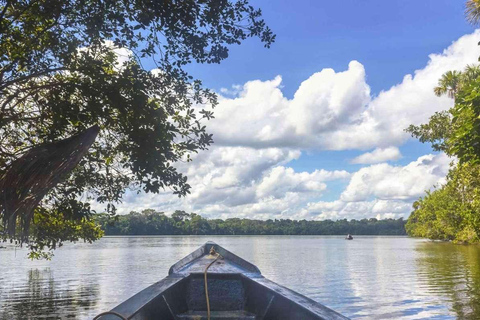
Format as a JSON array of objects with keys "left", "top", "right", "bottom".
[{"left": 0, "top": 125, "right": 100, "bottom": 241}]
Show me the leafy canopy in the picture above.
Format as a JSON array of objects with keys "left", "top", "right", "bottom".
[
  {"left": 0, "top": 0, "right": 274, "bottom": 256},
  {"left": 405, "top": 64, "right": 480, "bottom": 243},
  {"left": 406, "top": 163, "right": 480, "bottom": 243},
  {"left": 406, "top": 0, "right": 480, "bottom": 241},
  {"left": 406, "top": 65, "right": 480, "bottom": 163}
]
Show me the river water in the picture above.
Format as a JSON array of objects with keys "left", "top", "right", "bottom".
[{"left": 0, "top": 236, "right": 479, "bottom": 319}]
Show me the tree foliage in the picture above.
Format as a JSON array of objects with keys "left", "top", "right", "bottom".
[
  {"left": 406, "top": 163, "right": 480, "bottom": 243},
  {"left": 0, "top": 0, "right": 274, "bottom": 255},
  {"left": 433, "top": 70, "right": 462, "bottom": 99},
  {"left": 466, "top": 0, "right": 480, "bottom": 26},
  {"left": 28, "top": 208, "right": 104, "bottom": 260},
  {"left": 95, "top": 209, "right": 407, "bottom": 236},
  {"left": 406, "top": 65, "right": 480, "bottom": 163},
  {"left": 405, "top": 63, "right": 480, "bottom": 243}
]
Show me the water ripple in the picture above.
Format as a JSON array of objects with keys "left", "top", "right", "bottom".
[{"left": 1, "top": 236, "right": 479, "bottom": 319}]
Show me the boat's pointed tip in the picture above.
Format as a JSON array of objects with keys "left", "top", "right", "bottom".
[{"left": 169, "top": 241, "right": 261, "bottom": 276}]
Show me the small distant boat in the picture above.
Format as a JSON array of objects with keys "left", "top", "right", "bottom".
[
  {"left": 345, "top": 234, "right": 353, "bottom": 240},
  {"left": 94, "top": 241, "right": 349, "bottom": 320}
]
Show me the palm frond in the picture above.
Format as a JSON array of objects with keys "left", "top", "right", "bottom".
[
  {"left": 434, "top": 70, "right": 462, "bottom": 99},
  {"left": 466, "top": 0, "right": 480, "bottom": 26},
  {"left": 462, "top": 64, "right": 480, "bottom": 82},
  {"left": 434, "top": 86, "right": 446, "bottom": 97}
]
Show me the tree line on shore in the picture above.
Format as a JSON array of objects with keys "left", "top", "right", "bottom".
[{"left": 95, "top": 209, "right": 407, "bottom": 236}]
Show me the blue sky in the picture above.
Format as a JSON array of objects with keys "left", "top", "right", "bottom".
[
  {"left": 186, "top": 0, "right": 471, "bottom": 97},
  {"left": 183, "top": 0, "right": 471, "bottom": 169},
  {"left": 117, "top": 1, "right": 479, "bottom": 220}
]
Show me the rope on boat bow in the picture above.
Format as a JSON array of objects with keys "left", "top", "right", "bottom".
[{"left": 204, "top": 246, "right": 222, "bottom": 320}]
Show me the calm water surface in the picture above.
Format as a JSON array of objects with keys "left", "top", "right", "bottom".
[{"left": 1, "top": 236, "right": 480, "bottom": 319}]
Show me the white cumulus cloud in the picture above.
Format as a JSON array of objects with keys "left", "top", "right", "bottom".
[
  {"left": 106, "top": 30, "right": 480, "bottom": 221},
  {"left": 351, "top": 147, "right": 402, "bottom": 164},
  {"left": 341, "top": 153, "right": 450, "bottom": 202},
  {"left": 107, "top": 146, "right": 349, "bottom": 218},
  {"left": 256, "top": 166, "right": 350, "bottom": 199},
  {"left": 306, "top": 199, "right": 417, "bottom": 221},
  {"left": 302, "top": 153, "right": 451, "bottom": 220},
  {"left": 206, "top": 30, "right": 480, "bottom": 151}
]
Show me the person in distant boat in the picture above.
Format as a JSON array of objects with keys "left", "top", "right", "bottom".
[{"left": 346, "top": 234, "right": 353, "bottom": 240}]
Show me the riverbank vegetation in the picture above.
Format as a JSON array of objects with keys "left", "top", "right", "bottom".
[
  {"left": 95, "top": 209, "right": 407, "bottom": 236},
  {"left": 405, "top": 2, "right": 480, "bottom": 243}
]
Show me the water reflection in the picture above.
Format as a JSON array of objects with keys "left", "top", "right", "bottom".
[
  {"left": 415, "top": 242, "right": 480, "bottom": 320},
  {"left": 0, "top": 268, "right": 98, "bottom": 319},
  {"left": 0, "top": 236, "right": 480, "bottom": 319}
]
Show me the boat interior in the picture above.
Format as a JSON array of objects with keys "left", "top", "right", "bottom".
[
  {"left": 115, "top": 272, "right": 329, "bottom": 320},
  {"left": 96, "top": 242, "right": 348, "bottom": 320}
]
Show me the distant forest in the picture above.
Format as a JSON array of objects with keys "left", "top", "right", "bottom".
[{"left": 95, "top": 209, "right": 407, "bottom": 236}]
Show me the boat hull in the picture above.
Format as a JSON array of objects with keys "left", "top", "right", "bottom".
[{"left": 96, "top": 242, "right": 349, "bottom": 320}]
